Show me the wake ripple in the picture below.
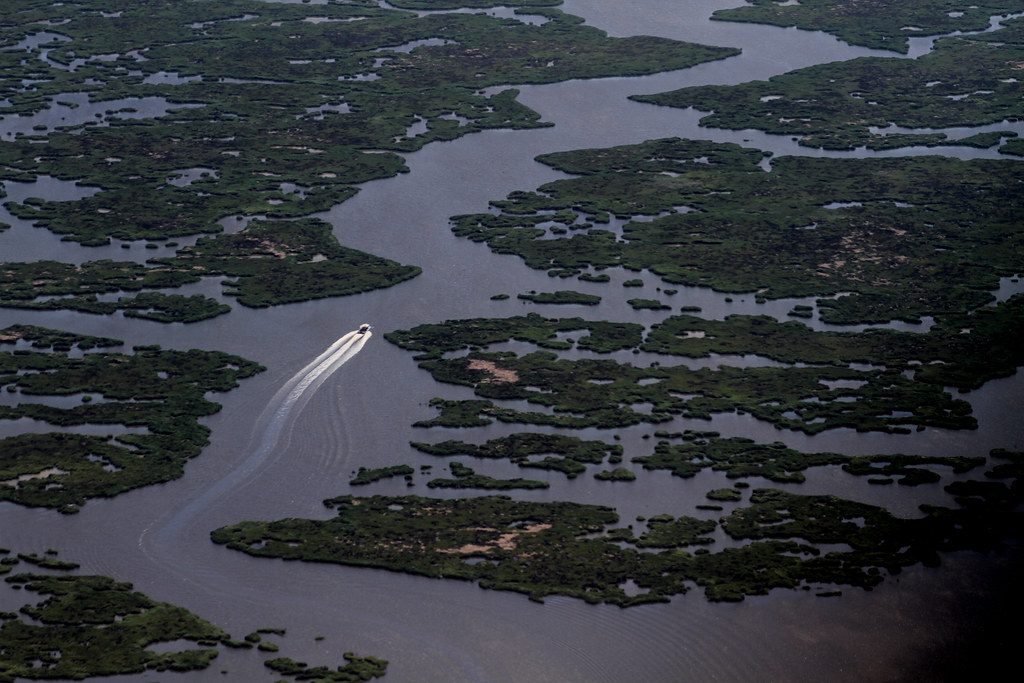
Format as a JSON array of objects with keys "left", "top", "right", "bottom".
[{"left": 139, "top": 329, "right": 371, "bottom": 569}]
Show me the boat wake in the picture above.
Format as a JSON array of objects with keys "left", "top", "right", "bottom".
[
  {"left": 260, "top": 329, "right": 370, "bottom": 462},
  {"left": 139, "top": 328, "right": 371, "bottom": 566}
]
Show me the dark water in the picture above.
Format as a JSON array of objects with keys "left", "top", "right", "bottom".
[{"left": 1, "top": 2, "right": 1022, "bottom": 681}]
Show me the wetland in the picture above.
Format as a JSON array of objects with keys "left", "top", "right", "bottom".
[{"left": 1, "top": 0, "right": 1022, "bottom": 681}]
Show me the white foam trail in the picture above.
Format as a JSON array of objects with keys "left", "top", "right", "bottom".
[
  {"left": 140, "top": 329, "right": 372, "bottom": 559},
  {"left": 261, "top": 331, "right": 366, "bottom": 454}
]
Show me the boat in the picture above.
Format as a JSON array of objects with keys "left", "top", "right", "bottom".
[{"left": 358, "top": 323, "right": 371, "bottom": 334}]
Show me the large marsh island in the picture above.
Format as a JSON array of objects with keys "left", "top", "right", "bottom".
[{"left": 1, "top": 0, "right": 1022, "bottom": 681}]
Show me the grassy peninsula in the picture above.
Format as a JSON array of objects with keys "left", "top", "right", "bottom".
[
  {"left": 385, "top": 313, "right": 642, "bottom": 358},
  {"left": 0, "top": 571, "right": 227, "bottom": 680},
  {"left": 407, "top": 353, "right": 973, "bottom": 432}
]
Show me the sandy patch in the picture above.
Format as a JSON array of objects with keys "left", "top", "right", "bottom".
[
  {"left": 441, "top": 523, "right": 552, "bottom": 555},
  {"left": 1, "top": 468, "right": 68, "bottom": 488},
  {"left": 467, "top": 359, "right": 519, "bottom": 383}
]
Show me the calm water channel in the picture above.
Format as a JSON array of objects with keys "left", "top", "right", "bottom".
[{"left": 0, "top": 1, "right": 1022, "bottom": 681}]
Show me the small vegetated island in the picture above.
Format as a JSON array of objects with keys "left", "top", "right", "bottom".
[
  {"left": 710, "top": 0, "right": 1021, "bottom": 53},
  {"left": 451, "top": 138, "right": 1023, "bottom": 324},
  {"left": 0, "top": 325, "right": 263, "bottom": 513},
  {"left": 0, "top": 549, "right": 387, "bottom": 682},
  {"left": 412, "top": 432, "right": 624, "bottom": 479},
  {"left": 416, "top": 431, "right": 983, "bottom": 486},
  {"left": 382, "top": 298, "right": 1024, "bottom": 434},
  {"left": 634, "top": 12, "right": 1024, "bottom": 152},
  {"left": 517, "top": 290, "right": 601, "bottom": 305},
  {"left": 0, "top": 218, "right": 420, "bottom": 321},
  {"left": 212, "top": 446, "right": 1023, "bottom": 605}
]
